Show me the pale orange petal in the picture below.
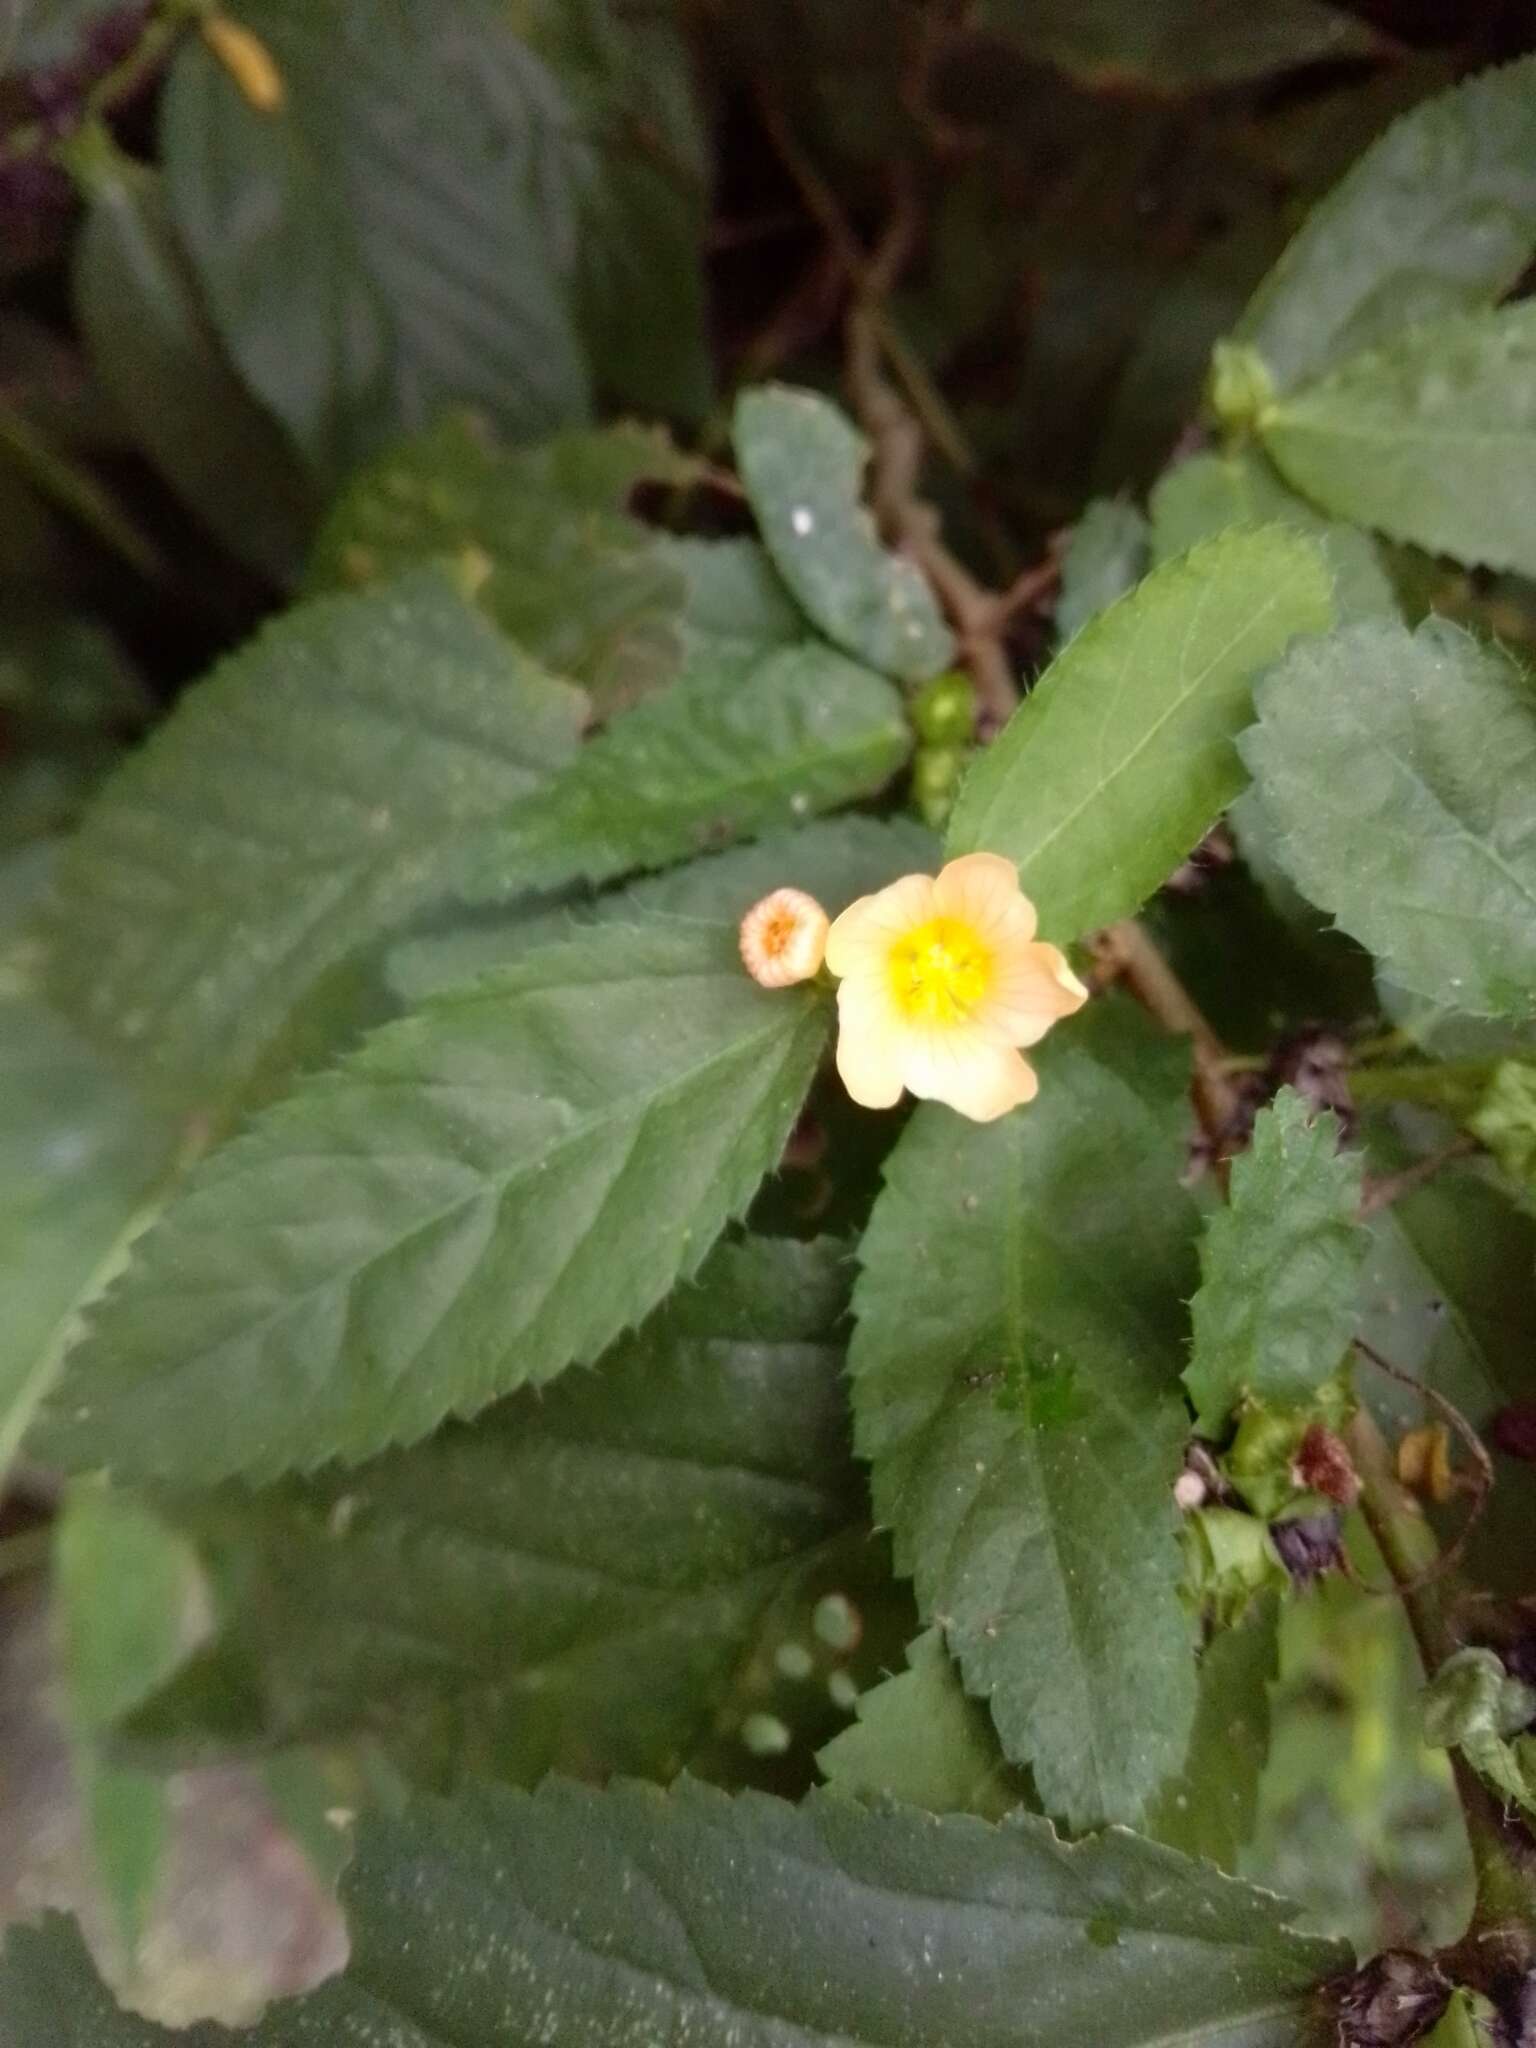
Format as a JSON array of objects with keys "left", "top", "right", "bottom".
[
  {"left": 932, "top": 852, "right": 1037, "bottom": 944},
  {"left": 1032, "top": 942, "right": 1090, "bottom": 1007},
  {"left": 834, "top": 994, "right": 909, "bottom": 1109},
  {"left": 824, "top": 872, "right": 937, "bottom": 978},
  {"left": 900, "top": 1029, "right": 1039, "bottom": 1122},
  {"left": 975, "top": 943, "right": 1091, "bottom": 1046}
]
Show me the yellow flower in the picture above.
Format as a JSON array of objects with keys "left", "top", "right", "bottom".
[
  {"left": 824, "top": 853, "right": 1088, "bottom": 1121},
  {"left": 738, "top": 887, "right": 830, "bottom": 988}
]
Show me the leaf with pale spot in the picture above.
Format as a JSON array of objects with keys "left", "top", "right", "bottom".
[{"left": 733, "top": 385, "right": 954, "bottom": 684}]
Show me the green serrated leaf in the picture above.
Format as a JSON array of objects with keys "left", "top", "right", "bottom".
[
  {"left": 1146, "top": 1598, "right": 1280, "bottom": 1874},
  {"left": 391, "top": 814, "right": 937, "bottom": 1004},
  {"left": 1185, "top": 1090, "right": 1365, "bottom": 1436},
  {"left": 457, "top": 639, "right": 910, "bottom": 905},
  {"left": 1238, "top": 617, "right": 1536, "bottom": 1023},
  {"left": 0, "top": 1776, "right": 1348, "bottom": 2047},
  {"left": 1232, "top": 54, "right": 1536, "bottom": 392},
  {"left": 72, "top": 152, "right": 318, "bottom": 585},
  {"left": 1054, "top": 498, "right": 1149, "bottom": 645},
  {"left": 33, "top": 922, "right": 830, "bottom": 1484},
  {"left": 0, "top": 851, "right": 169, "bottom": 1486},
  {"left": 850, "top": 999, "right": 1201, "bottom": 1830},
  {"left": 733, "top": 385, "right": 954, "bottom": 685},
  {"left": 1263, "top": 303, "right": 1536, "bottom": 579},
  {"left": 307, "top": 414, "right": 694, "bottom": 708},
  {"left": 1149, "top": 448, "right": 1397, "bottom": 626},
  {"left": 149, "top": 1237, "right": 865, "bottom": 1789},
  {"left": 41, "top": 571, "right": 585, "bottom": 1114},
  {"left": 817, "top": 1628, "right": 1028, "bottom": 1820},
  {"left": 948, "top": 528, "right": 1332, "bottom": 943},
  {"left": 161, "top": 0, "right": 593, "bottom": 478}
]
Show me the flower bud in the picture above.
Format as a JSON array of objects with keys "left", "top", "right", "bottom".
[{"left": 738, "top": 888, "right": 829, "bottom": 988}]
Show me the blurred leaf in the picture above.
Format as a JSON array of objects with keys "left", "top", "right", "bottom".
[
  {"left": 1264, "top": 303, "right": 1536, "bottom": 579},
  {"left": 0, "top": 849, "right": 168, "bottom": 1487},
  {"left": 979, "top": 0, "right": 1375, "bottom": 93},
  {"left": 0, "top": 1582, "right": 349, "bottom": 2030},
  {"left": 1185, "top": 1090, "right": 1365, "bottom": 1436},
  {"left": 0, "top": 602, "right": 143, "bottom": 848},
  {"left": 948, "top": 528, "right": 1332, "bottom": 943},
  {"left": 1421, "top": 1647, "right": 1536, "bottom": 1820},
  {"left": 161, "top": 0, "right": 592, "bottom": 478},
  {"left": 55, "top": 1490, "right": 213, "bottom": 1737},
  {"left": 72, "top": 151, "right": 318, "bottom": 585},
  {"left": 1239, "top": 618, "right": 1536, "bottom": 1023},
  {"left": 657, "top": 535, "right": 806, "bottom": 659},
  {"left": 42, "top": 570, "right": 585, "bottom": 1113},
  {"left": 734, "top": 385, "right": 954, "bottom": 685},
  {"left": 456, "top": 639, "right": 910, "bottom": 905},
  {"left": 154, "top": 1237, "right": 864, "bottom": 1788},
  {"left": 515, "top": 0, "right": 711, "bottom": 422},
  {"left": 54, "top": 1489, "right": 214, "bottom": 1956},
  {"left": 850, "top": 1000, "right": 1200, "bottom": 1830},
  {"left": 1245, "top": 1571, "right": 1472, "bottom": 1952},
  {"left": 0, "top": 1776, "right": 1349, "bottom": 2046},
  {"left": 34, "top": 922, "right": 831, "bottom": 1484},
  {"left": 817, "top": 1628, "right": 1028, "bottom": 1820},
  {"left": 1233, "top": 54, "right": 1536, "bottom": 392},
  {"left": 1149, "top": 448, "right": 1397, "bottom": 625},
  {"left": 1146, "top": 1598, "right": 1280, "bottom": 1873},
  {"left": 308, "top": 413, "right": 694, "bottom": 709},
  {"left": 1359, "top": 1138, "right": 1536, "bottom": 1596},
  {"left": 7, "top": 0, "right": 122, "bottom": 67},
  {"left": 391, "top": 813, "right": 936, "bottom": 1003},
  {"left": 1053, "top": 497, "right": 1148, "bottom": 644}
]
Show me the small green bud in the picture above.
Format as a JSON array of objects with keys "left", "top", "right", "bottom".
[
  {"left": 911, "top": 670, "right": 976, "bottom": 749},
  {"left": 1206, "top": 340, "right": 1278, "bottom": 438},
  {"left": 912, "top": 746, "right": 965, "bottom": 828}
]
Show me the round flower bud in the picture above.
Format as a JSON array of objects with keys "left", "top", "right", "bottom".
[{"left": 738, "top": 888, "right": 830, "bottom": 989}]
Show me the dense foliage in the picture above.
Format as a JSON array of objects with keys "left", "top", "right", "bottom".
[{"left": 3, "top": 4, "right": 1536, "bottom": 2043}]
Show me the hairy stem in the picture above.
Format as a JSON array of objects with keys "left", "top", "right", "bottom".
[{"left": 1093, "top": 919, "right": 1240, "bottom": 1145}]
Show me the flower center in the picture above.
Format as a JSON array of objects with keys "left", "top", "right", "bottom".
[{"left": 887, "top": 916, "right": 993, "bottom": 1024}]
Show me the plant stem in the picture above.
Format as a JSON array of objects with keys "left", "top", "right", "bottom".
[
  {"left": 0, "top": 402, "right": 170, "bottom": 585},
  {"left": 1358, "top": 1136, "right": 1479, "bottom": 1218},
  {"left": 1094, "top": 919, "right": 1240, "bottom": 1145},
  {"left": 1348, "top": 1059, "right": 1499, "bottom": 1113}
]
